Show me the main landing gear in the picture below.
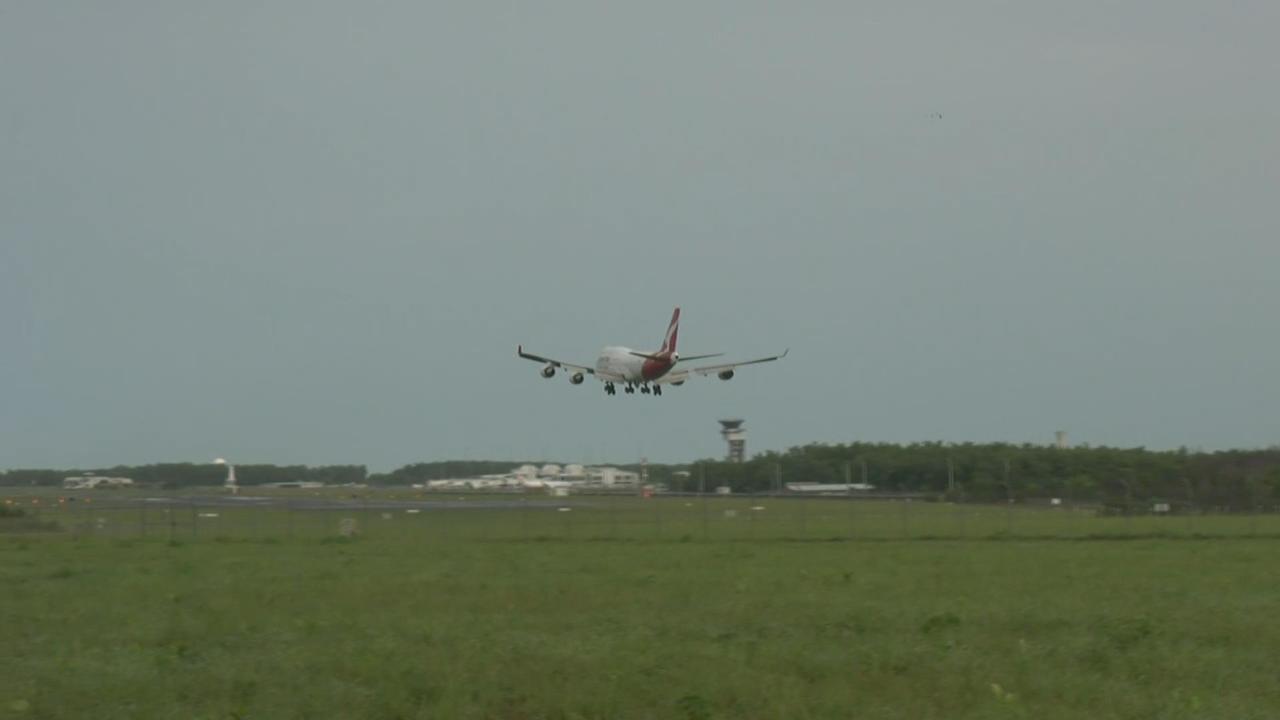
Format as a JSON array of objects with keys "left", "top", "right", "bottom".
[{"left": 604, "top": 382, "right": 662, "bottom": 397}]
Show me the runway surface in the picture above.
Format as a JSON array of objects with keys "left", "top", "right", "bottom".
[{"left": 58, "top": 495, "right": 583, "bottom": 511}]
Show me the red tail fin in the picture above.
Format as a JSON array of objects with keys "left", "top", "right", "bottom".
[{"left": 659, "top": 307, "right": 680, "bottom": 354}]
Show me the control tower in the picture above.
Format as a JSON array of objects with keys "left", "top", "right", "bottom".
[
  {"left": 214, "top": 458, "right": 238, "bottom": 495},
  {"left": 719, "top": 419, "right": 746, "bottom": 463}
]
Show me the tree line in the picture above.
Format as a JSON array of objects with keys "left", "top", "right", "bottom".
[
  {"left": 0, "top": 463, "right": 367, "bottom": 488},
  {"left": 688, "top": 442, "right": 1280, "bottom": 509},
  {"left": 5, "top": 443, "right": 1280, "bottom": 509}
]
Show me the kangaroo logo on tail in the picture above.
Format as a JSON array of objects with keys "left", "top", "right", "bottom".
[{"left": 660, "top": 307, "right": 680, "bottom": 354}]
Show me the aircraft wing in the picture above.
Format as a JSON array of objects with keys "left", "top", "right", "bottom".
[
  {"left": 517, "top": 346, "right": 595, "bottom": 375},
  {"left": 653, "top": 369, "right": 690, "bottom": 385},
  {"left": 690, "top": 349, "right": 789, "bottom": 377},
  {"left": 654, "top": 349, "right": 789, "bottom": 384}
]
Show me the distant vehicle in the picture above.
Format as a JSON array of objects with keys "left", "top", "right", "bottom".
[{"left": 518, "top": 307, "right": 787, "bottom": 396}]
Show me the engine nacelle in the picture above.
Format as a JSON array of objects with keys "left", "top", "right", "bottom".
[
  {"left": 541, "top": 365, "right": 556, "bottom": 379},
  {"left": 569, "top": 372, "right": 585, "bottom": 385},
  {"left": 717, "top": 370, "right": 735, "bottom": 381}
]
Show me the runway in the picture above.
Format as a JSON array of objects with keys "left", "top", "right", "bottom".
[{"left": 59, "top": 494, "right": 581, "bottom": 512}]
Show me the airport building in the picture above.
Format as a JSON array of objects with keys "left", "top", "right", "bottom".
[
  {"left": 419, "top": 463, "right": 640, "bottom": 491},
  {"left": 63, "top": 475, "right": 135, "bottom": 490},
  {"left": 785, "top": 482, "right": 876, "bottom": 495}
]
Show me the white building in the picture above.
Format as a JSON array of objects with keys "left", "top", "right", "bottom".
[
  {"left": 421, "top": 463, "right": 641, "bottom": 491},
  {"left": 63, "top": 475, "right": 135, "bottom": 490},
  {"left": 785, "top": 482, "right": 875, "bottom": 495},
  {"left": 591, "top": 467, "right": 640, "bottom": 487}
]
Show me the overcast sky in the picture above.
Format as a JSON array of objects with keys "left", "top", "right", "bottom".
[{"left": 3, "top": 2, "right": 1277, "bottom": 471}]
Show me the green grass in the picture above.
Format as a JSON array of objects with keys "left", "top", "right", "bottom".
[{"left": 3, "top": 497, "right": 1280, "bottom": 719}]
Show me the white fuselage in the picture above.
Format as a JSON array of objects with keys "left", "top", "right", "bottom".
[{"left": 595, "top": 346, "right": 671, "bottom": 383}]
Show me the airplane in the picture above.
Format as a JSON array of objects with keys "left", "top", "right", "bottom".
[{"left": 517, "top": 307, "right": 787, "bottom": 396}]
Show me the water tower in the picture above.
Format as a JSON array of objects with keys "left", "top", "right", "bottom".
[
  {"left": 719, "top": 419, "right": 746, "bottom": 463},
  {"left": 1054, "top": 430, "right": 1068, "bottom": 449}
]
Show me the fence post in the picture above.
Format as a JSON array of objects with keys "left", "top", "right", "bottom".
[
  {"left": 700, "top": 467, "right": 708, "bottom": 541},
  {"left": 654, "top": 492, "right": 663, "bottom": 540},
  {"left": 521, "top": 494, "right": 530, "bottom": 540},
  {"left": 363, "top": 495, "right": 371, "bottom": 540},
  {"left": 799, "top": 496, "right": 808, "bottom": 539},
  {"left": 1000, "top": 482, "right": 1013, "bottom": 536},
  {"left": 846, "top": 461, "right": 856, "bottom": 541},
  {"left": 609, "top": 492, "right": 618, "bottom": 539},
  {"left": 1118, "top": 478, "right": 1134, "bottom": 536},
  {"left": 1181, "top": 478, "right": 1195, "bottom": 536}
]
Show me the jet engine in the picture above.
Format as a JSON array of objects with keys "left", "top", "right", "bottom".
[
  {"left": 569, "top": 372, "right": 585, "bottom": 385},
  {"left": 541, "top": 365, "right": 556, "bottom": 378},
  {"left": 717, "top": 370, "right": 735, "bottom": 381}
]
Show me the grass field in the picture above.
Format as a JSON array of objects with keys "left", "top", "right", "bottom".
[{"left": 3, "top": 494, "right": 1280, "bottom": 719}]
